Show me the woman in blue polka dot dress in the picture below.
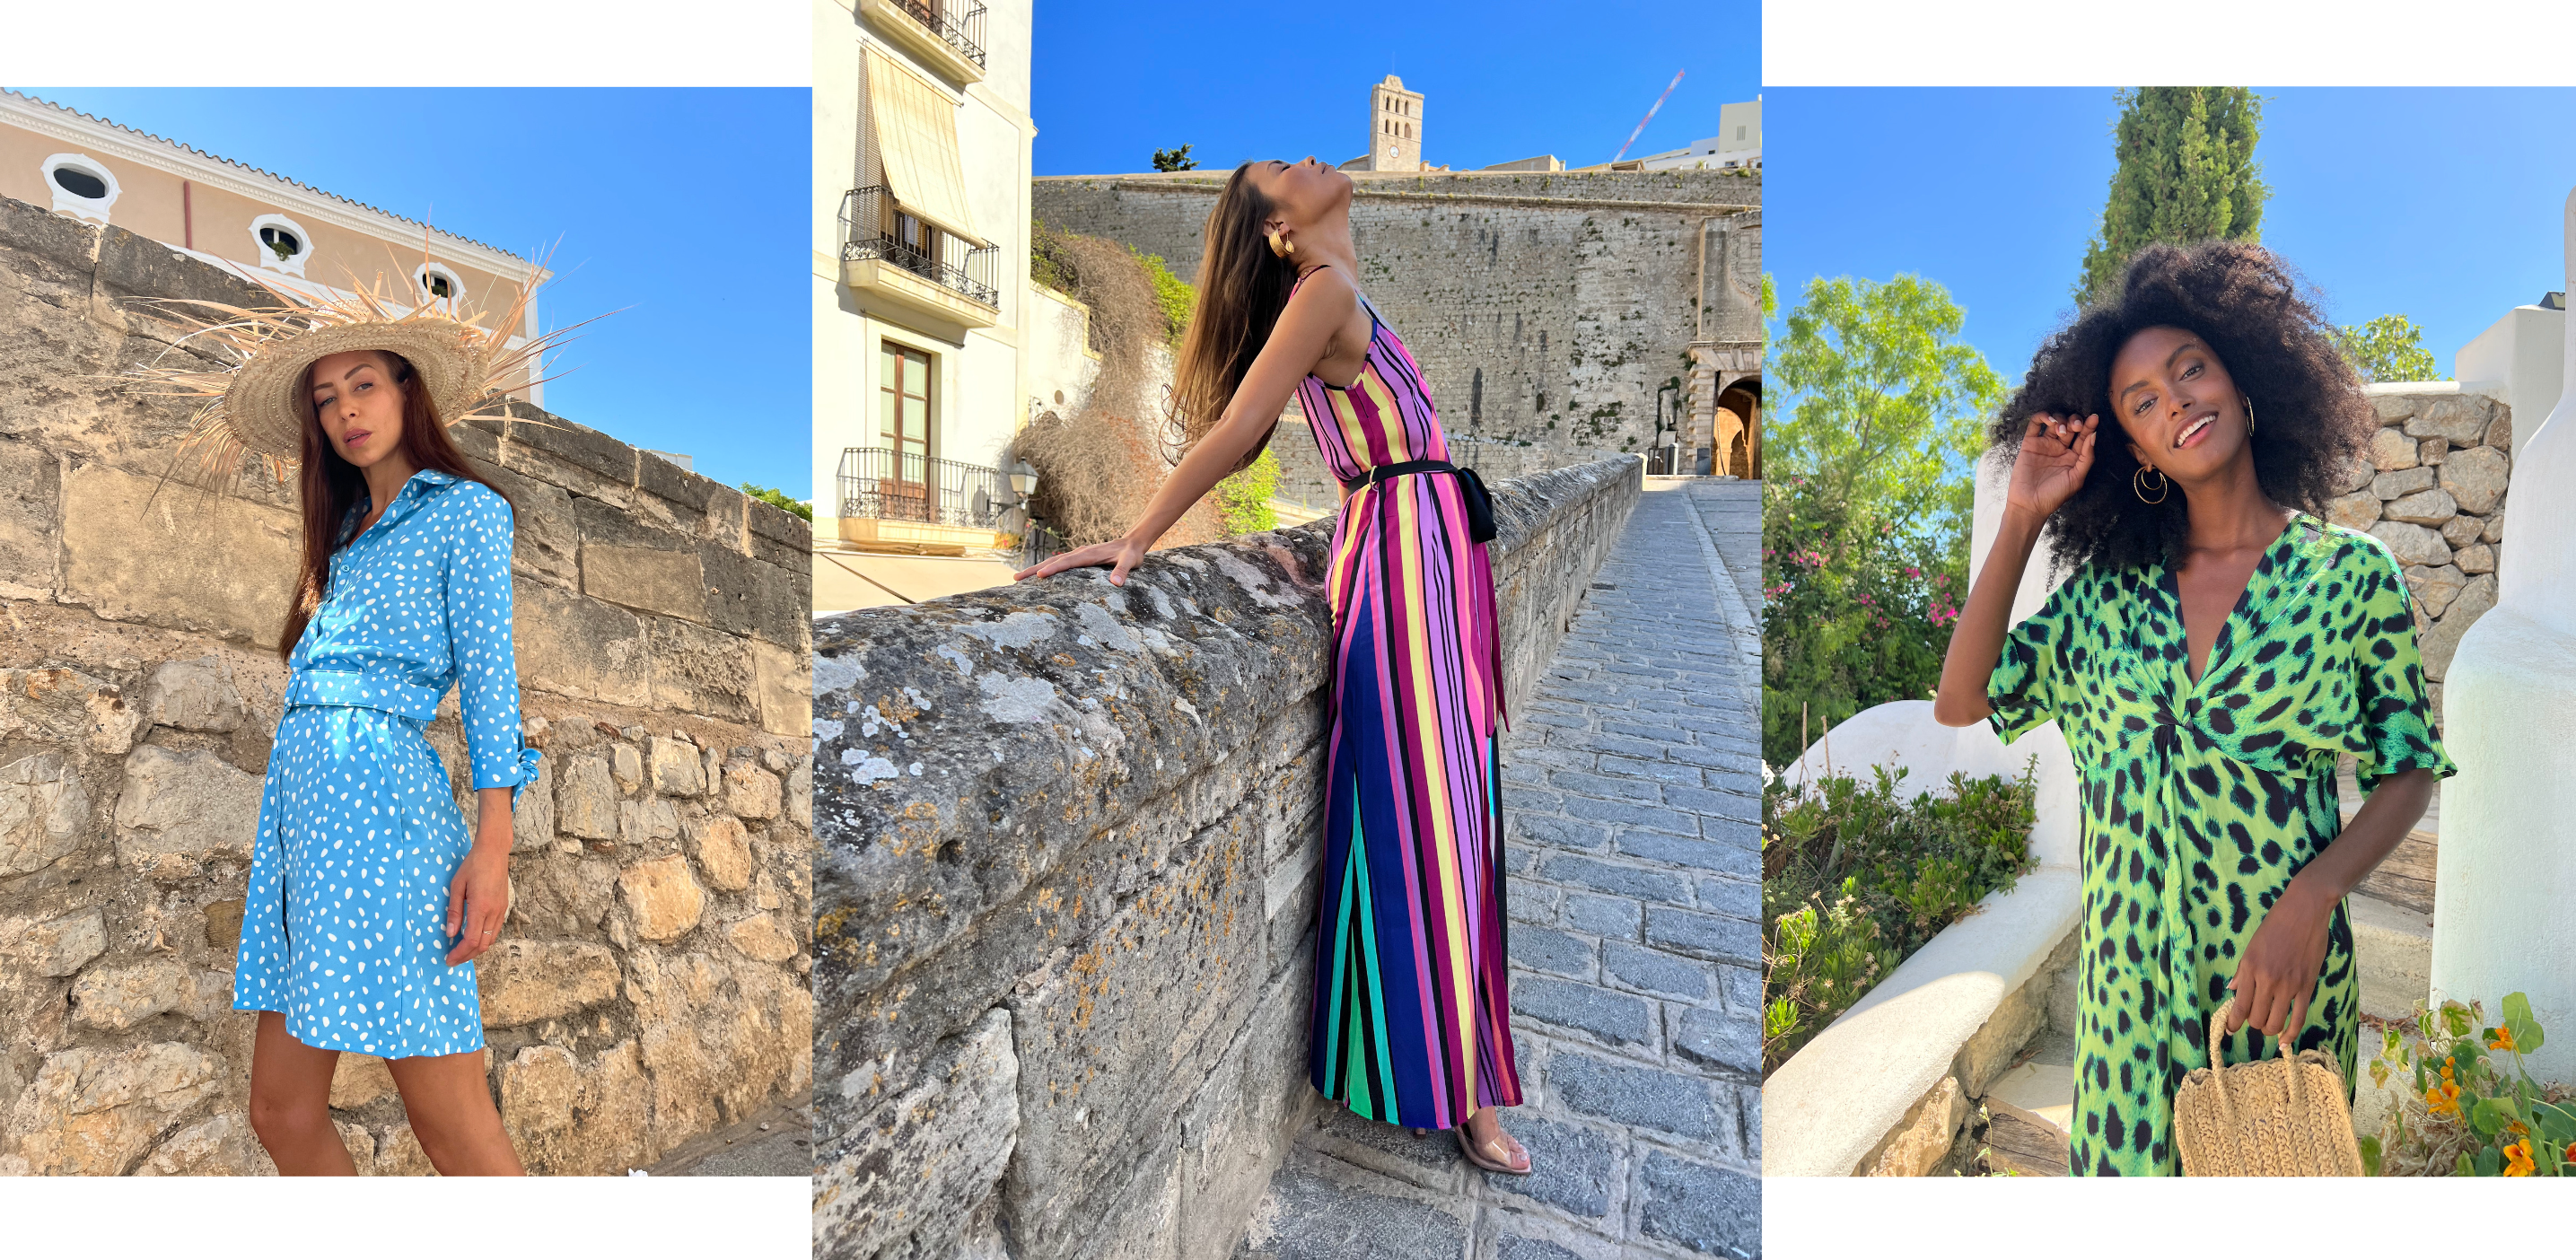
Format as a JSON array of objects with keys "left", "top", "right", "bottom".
[{"left": 136, "top": 275, "right": 564, "bottom": 1175}]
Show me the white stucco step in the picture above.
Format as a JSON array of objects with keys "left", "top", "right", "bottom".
[{"left": 2351, "top": 890, "right": 2433, "bottom": 1022}]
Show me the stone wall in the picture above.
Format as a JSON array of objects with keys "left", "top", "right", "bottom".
[
  {"left": 0, "top": 197, "right": 814, "bottom": 1177},
  {"left": 2322, "top": 386, "right": 2516, "bottom": 720},
  {"left": 1034, "top": 171, "right": 1760, "bottom": 504},
  {"left": 812, "top": 456, "right": 1643, "bottom": 1259}
]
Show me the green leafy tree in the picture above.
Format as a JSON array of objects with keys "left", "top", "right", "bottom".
[
  {"left": 1761, "top": 273, "right": 2004, "bottom": 768},
  {"left": 739, "top": 483, "right": 813, "bottom": 522},
  {"left": 2335, "top": 313, "right": 2446, "bottom": 383},
  {"left": 2075, "top": 88, "right": 2269, "bottom": 305},
  {"left": 1214, "top": 447, "right": 1280, "bottom": 536},
  {"left": 1152, "top": 144, "right": 1198, "bottom": 172}
]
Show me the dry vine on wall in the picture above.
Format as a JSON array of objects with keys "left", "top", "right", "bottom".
[{"left": 1014, "top": 227, "right": 1226, "bottom": 549}]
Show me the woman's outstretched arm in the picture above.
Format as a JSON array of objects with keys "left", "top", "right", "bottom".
[
  {"left": 1016, "top": 267, "right": 1355, "bottom": 586},
  {"left": 1932, "top": 412, "right": 2098, "bottom": 727}
]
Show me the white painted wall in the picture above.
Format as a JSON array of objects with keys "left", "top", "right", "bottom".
[
  {"left": 2432, "top": 187, "right": 2576, "bottom": 1084},
  {"left": 2455, "top": 302, "right": 2564, "bottom": 465},
  {"left": 810, "top": 0, "right": 1036, "bottom": 526}
]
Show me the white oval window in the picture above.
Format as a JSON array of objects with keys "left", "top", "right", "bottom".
[
  {"left": 40, "top": 153, "right": 119, "bottom": 223},
  {"left": 247, "top": 213, "right": 315, "bottom": 277}
]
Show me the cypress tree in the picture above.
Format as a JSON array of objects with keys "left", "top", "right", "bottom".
[{"left": 2075, "top": 88, "right": 2269, "bottom": 305}]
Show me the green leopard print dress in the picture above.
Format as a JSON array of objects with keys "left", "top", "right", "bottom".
[{"left": 1986, "top": 512, "right": 2455, "bottom": 1176}]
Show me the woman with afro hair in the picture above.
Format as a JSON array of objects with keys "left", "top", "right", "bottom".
[{"left": 1931, "top": 241, "right": 2453, "bottom": 1175}]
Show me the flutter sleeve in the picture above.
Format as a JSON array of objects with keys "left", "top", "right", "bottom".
[
  {"left": 2345, "top": 542, "right": 2458, "bottom": 792},
  {"left": 445, "top": 482, "right": 542, "bottom": 808},
  {"left": 1985, "top": 571, "right": 2080, "bottom": 745}
]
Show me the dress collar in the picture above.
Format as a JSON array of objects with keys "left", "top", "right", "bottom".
[{"left": 339, "top": 468, "right": 460, "bottom": 545}]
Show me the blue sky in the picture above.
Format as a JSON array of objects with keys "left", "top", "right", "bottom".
[
  {"left": 13, "top": 87, "right": 808, "bottom": 495},
  {"left": 1764, "top": 88, "right": 2576, "bottom": 404},
  {"left": 1031, "top": 1, "right": 1759, "bottom": 176}
]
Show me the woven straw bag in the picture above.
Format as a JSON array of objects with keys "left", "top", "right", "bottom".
[{"left": 2174, "top": 1006, "right": 2366, "bottom": 1177}]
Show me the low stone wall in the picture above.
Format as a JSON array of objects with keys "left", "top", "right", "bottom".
[
  {"left": 812, "top": 457, "right": 1642, "bottom": 1259},
  {"left": 0, "top": 197, "right": 814, "bottom": 1177},
  {"left": 2326, "top": 385, "right": 2516, "bottom": 720}
]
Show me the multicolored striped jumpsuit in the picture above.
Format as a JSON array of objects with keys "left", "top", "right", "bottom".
[{"left": 1293, "top": 264, "right": 1522, "bottom": 1128}]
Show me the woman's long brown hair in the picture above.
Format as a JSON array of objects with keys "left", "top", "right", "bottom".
[
  {"left": 277, "top": 350, "right": 513, "bottom": 660},
  {"left": 1170, "top": 162, "right": 1302, "bottom": 477}
]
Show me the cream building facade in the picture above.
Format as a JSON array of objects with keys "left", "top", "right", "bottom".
[
  {"left": 0, "top": 90, "right": 548, "bottom": 403},
  {"left": 812, "top": 0, "right": 1038, "bottom": 563}
]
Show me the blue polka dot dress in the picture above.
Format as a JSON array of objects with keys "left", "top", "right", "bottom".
[{"left": 232, "top": 468, "right": 541, "bottom": 1058}]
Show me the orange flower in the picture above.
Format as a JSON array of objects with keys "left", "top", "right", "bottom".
[
  {"left": 2503, "top": 1140, "right": 2536, "bottom": 1177},
  {"left": 2424, "top": 1081, "right": 2462, "bottom": 1116},
  {"left": 2490, "top": 1027, "right": 2519, "bottom": 1053}
]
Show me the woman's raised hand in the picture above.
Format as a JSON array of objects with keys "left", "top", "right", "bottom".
[
  {"left": 2005, "top": 413, "right": 2099, "bottom": 524},
  {"left": 1014, "top": 534, "right": 1148, "bottom": 587}
]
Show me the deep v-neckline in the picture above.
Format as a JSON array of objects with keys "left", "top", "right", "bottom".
[{"left": 2159, "top": 512, "right": 2300, "bottom": 690}]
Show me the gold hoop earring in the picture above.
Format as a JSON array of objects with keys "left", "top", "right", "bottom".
[
  {"left": 2134, "top": 464, "right": 2169, "bottom": 504},
  {"left": 2243, "top": 396, "right": 2256, "bottom": 434},
  {"left": 1266, "top": 228, "right": 1294, "bottom": 259}
]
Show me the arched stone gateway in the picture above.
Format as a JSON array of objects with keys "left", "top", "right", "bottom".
[
  {"left": 1688, "top": 339, "right": 1762, "bottom": 477},
  {"left": 1715, "top": 377, "right": 1762, "bottom": 479}
]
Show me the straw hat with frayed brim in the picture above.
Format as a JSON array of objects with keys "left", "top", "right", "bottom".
[{"left": 121, "top": 241, "right": 599, "bottom": 475}]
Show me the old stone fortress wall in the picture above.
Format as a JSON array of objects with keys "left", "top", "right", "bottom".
[
  {"left": 0, "top": 197, "right": 815, "bottom": 1176},
  {"left": 1033, "top": 170, "right": 1762, "bottom": 504},
  {"left": 811, "top": 458, "right": 1641, "bottom": 1259}
]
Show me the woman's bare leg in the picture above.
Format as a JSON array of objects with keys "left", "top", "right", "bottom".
[
  {"left": 247, "top": 1011, "right": 357, "bottom": 1176},
  {"left": 386, "top": 1050, "right": 525, "bottom": 1176}
]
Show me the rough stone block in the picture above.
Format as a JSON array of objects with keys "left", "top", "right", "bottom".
[
  {"left": 0, "top": 435, "right": 59, "bottom": 593},
  {"left": 1564, "top": 893, "right": 1641, "bottom": 941},
  {"left": 138, "top": 654, "right": 246, "bottom": 733},
  {"left": 0, "top": 906, "right": 107, "bottom": 976},
  {"left": 68, "top": 957, "right": 188, "bottom": 1031},
  {"left": 1232, "top": 1158, "right": 1472, "bottom": 1259},
  {"left": 2404, "top": 564, "right": 2468, "bottom": 619},
  {"left": 815, "top": 1008, "right": 1018, "bottom": 1260},
  {"left": 648, "top": 736, "right": 705, "bottom": 796},
  {"left": 2456, "top": 543, "right": 2496, "bottom": 575},
  {"left": 2325, "top": 489, "right": 2379, "bottom": 530},
  {"left": 1511, "top": 976, "right": 1654, "bottom": 1046},
  {"left": 750, "top": 637, "right": 810, "bottom": 739},
  {"left": 723, "top": 912, "right": 801, "bottom": 963},
  {"left": 1509, "top": 924, "right": 1597, "bottom": 979},
  {"left": 2404, "top": 395, "right": 2491, "bottom": 444},
  {"left": 647, "top": 618, "right": 758, "bottom": 724},
  {"left": 2422, "top": 573, "right": 2499, "bottom": 682},
  {"left": 2370, "top": 466, "right": 2434, "bottom": 501},
  {"left": 617, "top": 853, "right": 705, "bottom": 941},
  {"left": 555, "top": 755, "right": 617, "bottom": 841},
  {"left": 132, "top": 1110, "right": 276, "bottom": 1177},
  {"left": 476, "top": 939, "right": 622, "bottom": 1026},
  {"left": 2441, "top": 513, "right": 2485, "bottom": 550},
  {"left": 1637, "top": 1150, "right": 1760, "bottom": 1254},
  {"left": 1675, "top": 1005, "right": 1758, "bottom": 1072},
  {"left": 687, "top": 814, "right": 754, "bottom": 891},
  {"left": 113, "top": 744, "right": 258, "bottom": 880},
  {"left": 2368, "top": 426, "right": 2419, "bottom": 472},
  {"left": 496, "top": 1038, "right": 653, "bottom": 1176},
  {"left": 583, "top": 544, "right": 705, "bottom": 622},
  {"left": 4, "top": 1042, "right": 225, "bottom": 1175},
  {"left": 2439, "top": 443, "right": 2509, "bottom": 515},
  {"left": 1645, "top": 906, "right": 1759, "bottom": 964},
  {"left": 700, "top": 545, "right": 808, "bottom": 648},
  {"left": 58, "top": 462, "right": 297, "bottom": 643},
  {"left": 2, "top": 751, "right": 92, "bottom": 876},
  {"left": 2485, "top": 409, "right": 2512, "bottom": 450},
  {"left": 724, "top": 764, "right": 783, "bottom": 820},
  {"left": 1549, "top": 1051, "right": 1725, "bottom": 1144},
  {"left": 1603, "top": 941, "right": 1711, "bottom": 1000},
  {"left": 2367, "top": 521, "right": 2451, "bottom": 569},
  {"left": 513, "top": 579, "right": 650, "bottom": 707},
  {"left": 2384, "top": 487, "right": 2457, "bottom": 527}
]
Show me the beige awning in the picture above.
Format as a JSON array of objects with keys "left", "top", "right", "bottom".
[{"left": 864, "top": 47, "right": 987, "bottom": 249}]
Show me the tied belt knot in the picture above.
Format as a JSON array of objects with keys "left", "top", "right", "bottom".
[
  {"left": 1339, "top": 459, "right": 1497, "bottom": 545},
  {"left": 285, "top": 668, "right": 442, "bottom": 722}
]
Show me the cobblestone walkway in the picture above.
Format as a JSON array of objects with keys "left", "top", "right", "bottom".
[{"left": 1239, "top": 479, "right": 1763, "bottom": 1260}]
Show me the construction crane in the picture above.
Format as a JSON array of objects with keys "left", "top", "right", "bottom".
[{"left": 1611, "top": 70, "right": 1686, "bottom": 164}]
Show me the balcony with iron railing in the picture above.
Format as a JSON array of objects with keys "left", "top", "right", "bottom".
[
  {"left": 858, "top": 0, "right": 988, "bottom": 83},
  {"left": 834, "top": 447, "right": 1064, "bottom": 566},
  {"left": 839, "top": 187, "right": 1000, "bottom": 328}
]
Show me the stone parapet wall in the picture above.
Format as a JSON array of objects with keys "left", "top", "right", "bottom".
[
  {"left": 0, "top": 197, "right": 814, "bottom": 1176},
  {"left": 812, "top": 456, "right": 1643, "bottom": 1259},
  {"left": 2323, "top": 386, "right": 2516, "bottom": 719},
  {"left": 1034, "top": 172, "right": 1759, "bottom": 506}
]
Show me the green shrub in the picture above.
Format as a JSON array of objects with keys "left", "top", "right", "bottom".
[
  {"left": 1214, "top": 447, "right": 1279, "bottom": 536},
  {"left": 739, "top": 483, "right": 811, "bottom": 522},
  {"left": 1761, "top": 476, "right": 1964, "bottom": 769},
  {"left": 1762, "top": 760, "right": 2037, "bottom": 1074}
]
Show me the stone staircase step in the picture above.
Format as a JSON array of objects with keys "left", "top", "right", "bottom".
[
  {"left": 1976, "top": 1097, "right": 2071, "bottom": 1177},
  {"left": 2350, "top": 890, "right": 2433, "bottom": 1022}
]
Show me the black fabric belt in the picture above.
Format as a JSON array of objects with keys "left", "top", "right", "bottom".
[{"left": 1339, "top": 459, "right": 1498, "bottom": 544}]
